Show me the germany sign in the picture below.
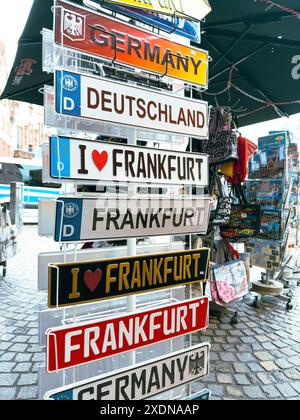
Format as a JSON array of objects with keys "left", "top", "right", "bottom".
[
  {"left": 44, "top": 343, "right": 210, "bottom": 399},
  {"left": 46, "top": 297, "right": 209, "bottom": 372},
  {"left": 54, "top": 0, "right": 209, "bottom": 87},
  {"left": 48, "top": 248, "right": 210, "bottom": 308}
]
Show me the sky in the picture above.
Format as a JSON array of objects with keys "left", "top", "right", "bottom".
[
  {"left": 0, "top": 0, "right": 299, "bottom": 142},
  {"left": 0, "top": 0, "right": 34, "bottom": 68}
]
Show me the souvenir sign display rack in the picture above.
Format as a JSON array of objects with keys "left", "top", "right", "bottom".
[
  {"left": 246, "top": 132, "right": 294, "bottom": 310},
  {"left": 38, "top": 0, "right": 213, "bottom": 401}
]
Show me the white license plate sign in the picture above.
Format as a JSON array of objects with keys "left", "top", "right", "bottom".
[
  {"left": 55, "top": 70, "right": 209, "bottom": 139},
  {"left": 49, "top": 136, "right": 209, "bottom": 186},
  {"left": 44, "top": 343, "right": 210, "bottom": 400},
  {"left": 54, "top": 197, "right": 211, "bottom": 242}
]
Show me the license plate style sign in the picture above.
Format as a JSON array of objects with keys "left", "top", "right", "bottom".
[
  {"left": 44, "top": 343, "right": 210, "bottom": 400},
  {"left": 48, "top": 248, "right": 210, "bottom": 308},
  {"left": 101, "top": 2, "right": 201, "bottom": 42},
  {"left": 55, "top": 70, "right": 209, "bottom": 139},
  {"left": 46, "top": 297, "right": 209, "bottom": 372},
  {"left": 55, "top": 0, "right": 209, "bottom": 87},
  {"left": 104, "top": 0, "right": 212, "bottom": 22},
  {"left": 49, "top": 136, "right": 209, "bottom": 185},
  {"left": 54, "top": 197, "right": 211, "bottom": 242}
]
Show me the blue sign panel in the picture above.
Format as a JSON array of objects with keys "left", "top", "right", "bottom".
[
  {"left": 55, "top": 71, "right": 81, "bottom": 116},
  {"left": 102, "top": 2, "right": 201, "bottom": 42},
  {"left": 55, "top": 198, "right": 83, "bottom": 242}
]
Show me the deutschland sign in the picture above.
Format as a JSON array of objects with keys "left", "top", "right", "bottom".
[
  {"left": 48, "top": 248, "right": 210, "bottom": 308},
  {"left": 49, "top": 135, "right": 209, "bottom": 185},
  {"left": 55, "top": 70, "right": 209, "bottom": 139},
  {"left": 54, "top": 197, "right": 212, "bottom": 242},
  {"left": 55, "top": 0, "right": 209, "bottom": 87},
  {"left": 44, "top": 343, "right": 210, "bottom": 400},
  {"left": 46, "top": 297, "right": 209, "bottom": 372}
]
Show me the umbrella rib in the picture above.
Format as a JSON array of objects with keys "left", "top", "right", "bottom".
[
  {"left": 205, "top": 28, "right": 300, "bottom": 49},
  {"left": 204, "top": 10, "right": 300, "bottom": 28},
  {"left": 206, "top": 37, "right": 290, "bottom": 118},
  {"left": 210, "top": 24, "right": 254, "bottom": 72}
]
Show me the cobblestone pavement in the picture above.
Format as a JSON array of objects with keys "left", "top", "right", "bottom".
[{"left": 1, "top": 226, "right": 300, "bottom": 400}]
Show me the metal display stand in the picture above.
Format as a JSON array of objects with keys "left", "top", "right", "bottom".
[{"left": 37, "top": 4, "right": 211, "bottom": 399}]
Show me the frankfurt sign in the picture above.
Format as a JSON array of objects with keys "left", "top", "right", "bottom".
[
  {"left": 54, "top": 197, "right": 212, "bottom": 242},
  {"left": 55, "top": 70, "right": 209, "bottom": 139},
  {"left": 44, "top": 343, "right": 210, "bottom": 399},
  {"left": 55, "top": 0, "right": 209, "bottom": 87},
  {"left": 46, "top": 297, "right": 209, "bottom": 372},
  {"left": 104, "top": 0, "right": 212, "bottom": 22},
  {"left": 101, "top": 2, "right": 201, "bottom": 42},
  {"left": 48, "top": 248, "right": 210, "bottom": 308},
  {"left": 49, "top": 135, "right": 209, "bottom": 185}
]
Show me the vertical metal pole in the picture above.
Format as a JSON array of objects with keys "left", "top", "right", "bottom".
[{"left": 127, "top": 130, "right": 137, "bottom": 366}]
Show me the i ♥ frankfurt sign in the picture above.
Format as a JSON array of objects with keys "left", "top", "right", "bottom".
[{"left": 49, "top": 136, "right": 209, "bottom": 186}]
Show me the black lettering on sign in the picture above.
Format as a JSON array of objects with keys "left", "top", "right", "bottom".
[{"left": 48, "top": 249, "right": 210, "bottom": 308}]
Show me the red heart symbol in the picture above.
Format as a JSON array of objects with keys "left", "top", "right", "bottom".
[
  {"left": 92, "top": 150, "right": 108, "bottom": 172},
  {"left": 84, "top": 269, "right": 102, "bottom": 292}
]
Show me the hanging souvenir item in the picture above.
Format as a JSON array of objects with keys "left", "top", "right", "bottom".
[
  {"left": 220, "top": 204, "right": 261, "bottom": 240},
  {"left": 211, "top": 259, "right": 249, "bottom": 305},
  {"left": 198, "top": 108, "right": 238, "bottom": 165},
  {"left": 209, "top": 173, "right": 232, "bottom": 226}
]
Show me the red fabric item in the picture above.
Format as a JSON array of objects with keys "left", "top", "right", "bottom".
[
  {"left": 228, "top": 136, "right": 258, "bottom": 184},
  {"left": 224, "top": 239, "right": 240, "bottom": 259}
]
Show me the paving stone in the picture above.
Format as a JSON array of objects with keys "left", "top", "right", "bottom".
[
  {"left": 17, "top": 386, "right": 38, "bottom": 400},
  {"left": 288, "top": 356, "right": 300, "bottom": 366},
  {"left": 0, "top": 374, "right": 19, "bottom": 386},
  {"left": 251, "top": 343, "right": 264, "bottom": 351},
  {"left": 14, "top": 353, "right": 33, "bottom": 363},
  {"left": 276, "top": 383, "right": 298, "bottom": 398},
  {"left": 233, "top": 362, "right": 249, "bottom": 374},
  {"left": 254, "top": 351, "right": 274, "bottom": 362},
  {"left": 0, "top": 353, "right": 16, "bottom": 362},
  {"left": 226, "top": 337, "right": 241, "bottom": 344},
  {"left": 260, "top": 361, "right": 279, "bottom": 372},
  {"left": 0, "top": 387, "right": 17, "bottom": 400},
  {"left": 216, "top": 373, "right": 233, "bottom": 384},
  {"left": 234, "top": 374, "right": 251, "bottom": 386},
  {"left": 219, "top": 352, "right": 237, "bottom": 362},
  {"left": 0, "top": 362, "right": 16, "bottom": 373},
  {"left": 261, "top": 385, "right": 282, "bottom": 399},
  {"left": 290, "top": 381, "right": 300, "bottom": 394},
  {"left": 209, "top": 384, "right": 224, "bottom": 398},
  {"left": 213, "top": 337, "right": 227, "bottom": 344},
  {"left": 1, "top": 334, "right": 15, "bottom": 341},
  {"left": 261, "top": 342, "right": 277, "bottom": 351},
  {"left": 257, "top": 372, "right": 275, "bottom": 385},
  {"left": 243, "top": 386, "right": 265, "bottom": 400},
  {"left": 9, "top": 343, "right": 28, "bottom": 352},
  {"left": 236, "top": 344, "right": 252, "bottom": 352},
  {"left": 27, "top": 345, "right": 42, "bottom": 353},
  {"left": 17, "top": 373, "right": 38, "bottom": 386},
  {"left": 273, "top": 340, "right": 287, "bottom": 349},
  {"left": 275, "top": 358, "right": 293, "bottom": 370},
  {"left": 256, "top": 335, "right": 269, "bottom": 343},
  {"left": 284, "top": 368, "right": 300, "bottom": 380},
  {"left": 241, "top": 337, "right": 256, "bottom": 344},
  {"left": 27, "top": 336, "right": 39, "bottom": 344},
  {"left": 226, "top": 385, "right": 244, "bottom": 398},
  {"left": 13, "top": 363, "right": 33, "bottom": 373},
  {"left": 0, "top": 343, "right": 12, "bottom": 351},
  {"left": 32, "top": 353, "right": 45, "bottom": 362},
  {"left": 210, "top": 352, "right": 219, "bottom": 361},
  {"left": 237, "top": 353, "right": 256, "bottom": 362}
]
